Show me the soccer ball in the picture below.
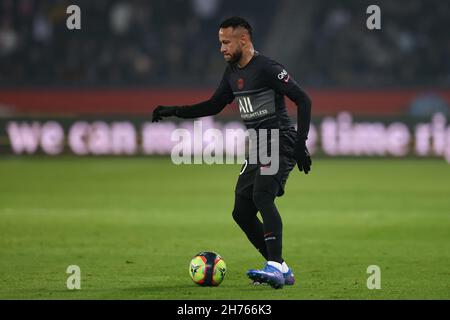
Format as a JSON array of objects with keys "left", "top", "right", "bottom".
[{"left": 189, "top": 251, "right": 227, "bottom": 286}]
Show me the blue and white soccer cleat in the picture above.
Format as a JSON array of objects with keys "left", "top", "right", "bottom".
[
  {"left": 252, "top": 267, "right": 295, "bottom": 286},
  {"left": 283, "top": 267, "right": 295, "bottom": 286},
  {"left": 247, "top": 263, "right": 285, "bottom": 289}
]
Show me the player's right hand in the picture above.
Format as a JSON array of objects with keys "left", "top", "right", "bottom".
[
  {"left": 294, "top": 140, "right": 312, "bottom": 174},
  {"left": 152, "top": 105, "right": 179, "bottom": 122}
]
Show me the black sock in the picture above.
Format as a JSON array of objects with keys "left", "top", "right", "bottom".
[
  {"left": 232, "top": 194, "right": 269, "bottom": 260},
  {"left": 252, "top": 191, "right": 283, "bottom": 263}
]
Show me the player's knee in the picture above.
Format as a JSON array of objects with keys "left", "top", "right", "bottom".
[{"left": 252, "top": 191, "right": 275, "bottom": 211}]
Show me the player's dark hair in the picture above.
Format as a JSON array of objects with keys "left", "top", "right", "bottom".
[{"left": 219, "top": 16, "right": 253, "bottom": 40}]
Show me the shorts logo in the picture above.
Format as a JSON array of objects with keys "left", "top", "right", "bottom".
[
  {"left": 277, "top": 69, "right": 290, "bottom": 83},
  {"left": 239, "top": 159, "right": 248, "bottom": 175},
  {"left": 237, "top": 78, "right": 244, "bottom": 90}
]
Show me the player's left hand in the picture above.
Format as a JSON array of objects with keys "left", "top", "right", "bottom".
[{"left": 294, "top": 140, "right": 312, "bottom": 174}]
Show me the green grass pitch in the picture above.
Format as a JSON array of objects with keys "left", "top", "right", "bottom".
[{"left": 0, "top": 157, "right": 449, "bottom": 299}]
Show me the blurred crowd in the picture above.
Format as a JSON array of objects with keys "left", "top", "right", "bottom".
[
  {"left": 300, "top": 0, "right": 450, "bottom": 87},
  {"left": 0, "top": 0, "right": 276, "bottom": 86},
  {"left": 0, "top": 0, "right": 449, "bottom": 87}
]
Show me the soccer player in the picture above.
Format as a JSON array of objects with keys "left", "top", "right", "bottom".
[{"left": 152, "top": 17, "right": 312, "bottom": 289}]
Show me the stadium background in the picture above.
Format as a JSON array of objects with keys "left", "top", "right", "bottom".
[{"left": 0, "top": 0, "right": 449, "bottom": 299}]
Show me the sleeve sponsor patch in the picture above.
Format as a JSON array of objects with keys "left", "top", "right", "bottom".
[{"left": 277, "top": 69, "right": 290, "bottom": 83}]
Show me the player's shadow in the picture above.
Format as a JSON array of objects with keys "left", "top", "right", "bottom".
[
  {"left": 119, "top": 282, "right": 275, "bottom": 298},
  {"left": 118, "top": 284, "right": 203, "bottom": 298},
  {"left": 120, "top": 284, "right": 193, "bottom": 292}
]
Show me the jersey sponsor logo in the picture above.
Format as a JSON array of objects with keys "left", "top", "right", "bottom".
[
  {"left": 237, "top": 96, "right": 254, "bottom": 114},
  {"left": 241, "top": 109, "right": 268, "bottom": 120},
  {"left": 237, "top": 78, "right": 244, "bottom": 90},
  {"left": 277, "top": 69, "right": 290, "bottom": 83}
]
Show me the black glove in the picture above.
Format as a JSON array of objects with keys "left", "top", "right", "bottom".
[
  {"left": 152, "top": 105, "right": 179, "bottom": 122},
  {"left": 294, "top": 139, "right": 312, "bottom": 174}
]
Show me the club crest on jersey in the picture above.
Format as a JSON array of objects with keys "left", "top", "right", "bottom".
[
  {"left": 277, "top": 69, "right": 290, "bottom": 83},
  {"left": 237, "top": 78, "right": 244, "bottom": 90}
]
